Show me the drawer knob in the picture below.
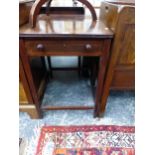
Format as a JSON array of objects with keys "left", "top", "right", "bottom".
[
  {"left": 36, "top": 44, "right": 44, "bottom": 51},
  {"left": 85, "top": 44, "right": 92, "bottom": 51}
]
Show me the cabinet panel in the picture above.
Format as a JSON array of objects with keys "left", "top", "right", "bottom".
[{"left": 117, "top": 24, "right": 135, "bottom": 65}]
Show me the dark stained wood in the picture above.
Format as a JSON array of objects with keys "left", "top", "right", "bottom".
[
  {"left": 20, "top": 14, "right": 113, "bottom": 39},
  {"left": 25, "top": 39, "right": 105, "bottom": 56},
  {"left": 20, "top": 10, "right": 113, "bottom": 117},
  {"left": 29, "top": 57, "right": 48, "bottom": 100},
  {"left": 41, "top": 106, "right": 94, "bottom": 111},
  {"left": 19, "top": 57, "right": 33, "bottom": 104},
  {"left": 20, "top": 48, "right": 40, "bottom": 105},
  {"left": 47, "top": 56, "right": 53, "bottom": 77},
  {"left": 99, "top": 3, "right": 135, "bottom": 115},
  {"left": 20, "top": 39, "right": 42, "bottom": 118},
  {"left": 20, "top": 56, "right": 42, "bottom": 118},
  {"left": 20, "top": 37, "right": 112, "bottom": 116},
  {"left": 110, "top": 66, "right": 135, "bottom": 90},
  {"left": 94, "top": 39, "right": 111, "bottom": 117},
  {"left": 116, "top": 25, "right": 135, "bottom": 65},
  {"left": 37, "top": 73, "right": 48, "bottom": 100},
  {"left": 41, "top": 6, "right": 85, "bottom": 15},
  {"left": 24, "top": 51, "right": 103, "bottom": 57},
  {"left": 29, "top": 0, "right": 97, "bottom": 27}
]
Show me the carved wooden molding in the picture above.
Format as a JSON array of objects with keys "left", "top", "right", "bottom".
[{"left": 29, "top": 0, "right": 97, "bottom": 27}]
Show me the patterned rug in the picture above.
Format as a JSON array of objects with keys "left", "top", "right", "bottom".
[{"left": 36, "top": 125, "right": 135, "bottom": 155}]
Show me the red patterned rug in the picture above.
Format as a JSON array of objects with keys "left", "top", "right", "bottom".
[{"left": 36, "top": 125, "right": 135, "bottom": 155}]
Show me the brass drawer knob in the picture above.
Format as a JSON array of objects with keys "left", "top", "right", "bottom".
[
  {"left": 36, "top": 44, "right": 44, "bottom": 51},
  {"left": 85, "top": 44, "right": 92, "bottom": 51}
]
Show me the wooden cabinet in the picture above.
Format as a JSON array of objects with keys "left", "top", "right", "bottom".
[
  {"left": 83, "top": 2, "right": 135, "bottom": 88},
  {"left": 100, "top": 2, "right": 135, "bottom": 90},
  {"left": 99, "top": 2, "right": 135, "bottom": 115}
]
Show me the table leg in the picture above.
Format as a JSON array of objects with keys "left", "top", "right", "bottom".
[
  {"left": 94, "top": 39, "right": 112, "bottom": 117},
  {"left": 19, "top": 39, "right": 42, "bottom": 118}
]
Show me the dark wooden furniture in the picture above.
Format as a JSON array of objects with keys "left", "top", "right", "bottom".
[
  {"left": 19, "top": 57, "right": 41, "bottom": 119},
  {"left": 19, "top": 0, "right": 113, "bottom": 117},
  {"left": 19, "top": 0, "right": 42, "bottom": 119},
  {"left": 99, "top": 2, "right": 135, "bottom": 115}
]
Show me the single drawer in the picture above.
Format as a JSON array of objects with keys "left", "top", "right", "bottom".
[{"left": 25, "top": 39, "right": 104, "bottom": 56}]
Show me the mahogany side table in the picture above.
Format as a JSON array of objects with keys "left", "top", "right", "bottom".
[{"left": 19, "top": 13, "right": 113, "bottom": 118}]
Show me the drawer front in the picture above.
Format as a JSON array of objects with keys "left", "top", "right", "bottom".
[{"left": 25, "top": 39, "right": 104, "bottom": 56}]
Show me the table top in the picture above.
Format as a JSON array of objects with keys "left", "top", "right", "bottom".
[{"left": 19, "top": 13, "right": 114, "bottom": 39}]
